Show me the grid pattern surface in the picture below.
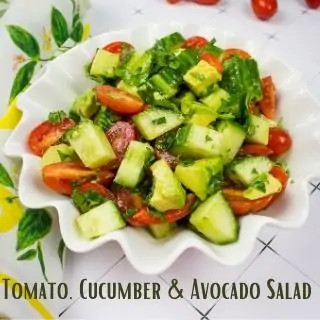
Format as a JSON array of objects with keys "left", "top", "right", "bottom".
[{"left": 60, "top": 1, "right": 320, "bottom": 319}]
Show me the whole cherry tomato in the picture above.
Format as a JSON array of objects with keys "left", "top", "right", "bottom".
[
  {"left": 251, "top": 0, "right": 278, "bottom": 20},
  {"left": 305, "top": 0, "right": 320, "bottom": 9},
  {"left": 183, "top": 36, "right": 208, "bottom": 49},
  {"left": 267, "top": 127, "right": 292, "bottom": 157}
]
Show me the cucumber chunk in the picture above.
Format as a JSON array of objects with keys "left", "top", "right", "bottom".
[
  {"left": 90, "top": 49, "right": 119, "bottom": 79},
  {"left": 114, "top": 141, "right": 154, "bottom": 189},
  {"left": 175, "top": 157, "right": 223, "bottom": 201},
  {"left": 67, "top": 120, "right": 116, "bottom": 169},
  {"left": 117, "top": 80, "right": 140, "bottom": 97},
  {"left": 227, "top": 156, "right": 273, "bottom": 186},
  {"left": 189, "top": 191, "right": 239, "bottom": 245},
  {"left": 201, "top": 88, "right": 230, "bottom": 112},
  {"left": 149, "top": 159, "right": 186, "bottom": 212},
  {"left": 72, "top": 88, "right": 99, "bottom": 118},
  {"left": 246, "top": 114, "right": 270, "bottom": 145},
  {"left": 77, "top": 201, "right": 126, "bottom": 239},
  {"left": 153, "top": 32, "right": 185, "bottom": 52},
  {"left": 186, "top": 102, "right": 218, "bottom": 127},
  {"left": 41, "top": 144, "right": 77, "bottom": 167},
  {"left": 132, "top": 107, "right": 184, "bottom": 141},
  {"left": 174, "top": 48, "right": 199, "bottom": 74},
  {"left": 170, "top": 124, "right": 223, "bottom": 159},
  {"left": 148, "top": 222, "right": 177, "bottom": 239},
  {"left": 216, "top": 120, "right": 246, "bottom": 163}
]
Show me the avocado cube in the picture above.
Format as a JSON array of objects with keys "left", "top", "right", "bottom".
[
  {"left": 72, "top": 88, "right": 99, "bottom": 118},
  {"left": 187, "top": 102, "right": 218, "bottom": 127},
  {"left": 201, "top": 88, "right": 230, "bottom": 112},
  {"left": 183, "top": 60, "right": 222, "bottom": 97},
  {"left": 90, "top": 49, "right": 119, "bottom": 78}
]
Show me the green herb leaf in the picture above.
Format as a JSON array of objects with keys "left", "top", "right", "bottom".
[
  {"left": 17, "top": 249, "right": 37, "bottom": 261},
  {"left": 207, "top": 172, "right": 223, "bottom": 196},
  {"left": 72, "top": 188, "right": 107, "bottom": 214},
  {"left": 123, "top": 208, "right": 136, "bottom": 219},
  {"left": 58, "top": 238, "right": 66, "bottom": 268},
  {"left": 16, "top": 209, "right": 52, "bottom": 252},
  {"left": 9, "top": 61, "right": 37, "bottom": 101},
  {"left": 51, "top": 7, "right": 69, "bottom": 47},
  {"left": 154, "top": 130, "right": 177, "bottom": 151},
  {"left": 57, "top": 150, "right": 71, "bottom": 162},
  {"left": 37, "top": 242, "right": 48, "bottom": 283},
  {"left": 205, "top": 134, "right": 212, "bottom": 142},
  {"left": 251, "top": 173, "right": 268, "bottom": 193},
  {"left": 152, "top": 117, "right": 167, "bottom": 125},
  {"left": 48, "top": 110, "right": 67, "bottom": 124},
  {"left": 179, "top": 158, "right": 195, "bottom": 166},
  {"left": 70, "top": 21, "right": 83, "bottom": 43},
  {"left": 93, "top": 107, "right": 120, "bottom": 131},
  {"left": 0, "top": 163, "right": 14, "bottom": 188},
  {"left": 6, "top": 25, "right": 40, "bottom": 58}
]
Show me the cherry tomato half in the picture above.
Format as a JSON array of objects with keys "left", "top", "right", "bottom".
[
  {"left": 251, "top": 0, "right": 278, "bottom": 20},
  {"left": 28, "top": 118, "right": 75, "bottom": 157},
  {"left": 193, "top": 0, "right": 220, "bottom": 4},
  {"left": 200, "top": 52, "right": 223, "bottom": 73},
  {"left": 79, "top": 182, "right": 117, "bottom": 202},
  {"left": 267, "top": 127, "right": 292, "bottom": 157},
  {"left": 96, "top": 85, "right": 145, "bottom": 115},
  {"left": 223, "top": 48, "right": 251, "bottom": 61},
  {"left": 259, "top": 76, "right": 277, "bottom": 119},
  {"left": 305, "top": 0, "right": 320, "bottom": 9},
  {"left": 238, "top": 144, "right": 274, "bottom": 156},
  {"left": 103, "top": 41, "right": 134, "bottom": 54},
  {"left": 167, "top": 0, "right": 181, "bottom": 3},
  {"left": 127, "top": 207, "right": 162, "bottom": 227},
  {"left": 270, "top": 165, "right": 289, "bottom": 189},
  {"left": 183, "top": 36, "right": 208, "bottom": 49},
  {"left": 164, "top": 194, "right": 197, "bottom": 222}
]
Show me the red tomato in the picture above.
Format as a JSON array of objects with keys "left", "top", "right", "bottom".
[
  {"left": 305, "top": 0, "right": 320, "bottom": 8},
  {"left": 259, "top": 76, "right": 277, "bottom": 119},
  {"left": 164, "top": 194, "right": 197, "bottom": 222},
  {"left": 223, "top": 48, "right": 251, "bottom": 60},
  {"left": 167, "top": 0, "right": 181, "bottom": 3},
  {"left": 28, "top": 118, "right": 75, "bottom": 157},
  {"left": 42, "top": 162, "right": 96, "bottom": 195},
  {"left": 103, "top": 41, "right": 133, "bottom": 54},
  {"left": 107, "top": 121, "right": 136, "bottom": 159},
  {"left": 193, "top": 0, "right": 220, "bottom": 4},
  {"left": 268, "top": 127, "right": 292, "bottom": 157},
  {"left": 251, "top": 0, "right": 278, "bottom": 20},
  {"left": 96, "top": 85, "right": 145, "bottom": 115},
  {"left": 113, "top": 187, "right": 144, "bottom": 213},
  {"left": 79, "top": 182, "right": 116, "bottom": 202},
  {"left": 155, "top": 149, "right": 178, "bottom": 169},
  {"left": 183, "top": 36, "right": 208, "bottom": 49},
  {"left": 127, "top": 207, "right": 163, "bottom": 227},
  {"left": 238, "top": 144, "right": 274, "bottom": 156},
  {"left": 200, "top": 52, "right": 223, "bottom": 73},
  {"left": 248, "top": 102, "right": 259, "bottom": 115},
  {"left": 270, "top": 165, "right": 288, "bottom": 189}
]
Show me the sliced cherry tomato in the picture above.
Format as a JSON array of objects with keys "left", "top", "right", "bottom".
[
  {"left": 155, "top": 149, "right": 177, "bottom": 169},
  {"left": 164, "top": 194, "right": 197, "bottom": 222},
  {"left": 103, "top": 41, "right": 133, "bottom": 54},
  {"left": 193, "top": 0, "right": 220, "bottom": 4},
  {"left": 270, "top": 165, "right": 288, "bottom": 189},
  {"left": 223, "top": 48, "right": 251, "bottom": 61},
  {"left": 107, "top": 121, "right": 136, "bottom": 159},
  {"left": 267, "top": 127, "right": 292, "bottom": 157},
  {"left": 200, "top": 52, "right": 223, "bottom": 73},
  {"left": 113, "top": 187, "right": 144, "bottom": 213},
  {"left": 167, "top": 0, "right": 181, "bottom": 3},
  {"left": 127, "top": 207, "right": 162, "bottom": 227},
  {"left": 305, "top": 0, "right": 320, "bottom": 9},
  {"left": 79, "top": 182, "right": 116, "bottom": 202},
  {"left": 238, "top": 144, "right": 274, "bottom": 156},
  {"left": 183, "top": 36, "right": 208, "bottom": 49},
  {"left": 258, "top": 76, "right": 277, "bottom": 119},
  {"left": 96, "top": 85, "right": 145, "bottom": 115},
  {"left": 251, "top": 0, "right": 278, "bottom": 20},
  {"left": 28, "top": 118, "right": 75, "bottom": 157}
]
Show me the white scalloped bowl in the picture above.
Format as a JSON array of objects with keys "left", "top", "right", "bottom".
[{"left": 4, "top": 23, "right": 320, "bottom": 274}]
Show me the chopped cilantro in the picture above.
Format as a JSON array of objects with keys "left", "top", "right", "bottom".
[
  {"left": 72, "top": 188, "right": 107, "bottom": 214},
  {"left": 251, "top": 168, "right": 258, "bottom": 174},
  {"left": 48, "top": 110, "right": 67, "bottom": 124},
  {"left": 152, "top": 117, "right": 167, "bottom": 125},
  {"left": 57, "top": 150, "right": 71, "bottom": 162},
  {"left": 123, "top": 208, "right": 136, "bottom": 219},
  {"left": 251, "top": 174, "right": 268, "bottom": 193},
  {"left": 205, "top": 135, "right": 213, "bottom": 142},
  {"left": 180, "top": 158, "right": 195, "bottom": 166}
]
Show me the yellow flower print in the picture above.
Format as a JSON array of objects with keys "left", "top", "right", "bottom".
[
  {"left": 42, "top": 27, "right": 52, "bottom": 53},
  {"left": 12, "top": 54, "right": 27, "bottom": 72},
  {"left": 82, "top": 23, "right": 91, "bottom": 41},
  {"left": 0, "top": 185, "right": 23, "bottom": 233},
  {"left": 0, "top": 99, "right": 22, "bottom": 130}
]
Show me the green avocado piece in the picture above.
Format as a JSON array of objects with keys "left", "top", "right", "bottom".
[
  {"left": 72, "top": 88, "right": 99, "bottom": 118},
  {"left": 90, "top": 49, "right": 119, "bottom": 78}
]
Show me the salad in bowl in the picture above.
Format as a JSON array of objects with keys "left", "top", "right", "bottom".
[{"left": 26, "top": 31, "right": 292, "bottom": 245}]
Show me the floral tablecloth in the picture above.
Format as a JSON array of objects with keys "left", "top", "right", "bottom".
[{"left": 0, "top": 0, "right": 90, "bottom": 318}]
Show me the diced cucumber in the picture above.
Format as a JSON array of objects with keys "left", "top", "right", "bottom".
[
  {"left": 189, "top": 191, "right": 239, "bottom": 245},
  {"left": 153, "top": 32, "right": 185, "bottom": 52},
  {"left": 148, "top": 222, "right": 177, "bottom": 239},
  {"left": 216, "top": 120, "right": 246, "bottom": 163},
  {"left": 187, "top": 102, "right": 218, "bottom": 127},
  {"left": 201, "top": 43, "right": 224, "bottom": 59},
  {"left": 180, "top": 91, "right": 196, "bottom": 115},
  {"left": 132, "top": 107, "right": 184, "bottom": 141},
  {"left": 175, "top": 157, "right": 223, "bottom": 200},
  {"left": 183, "top": 60, "right": 222, "bottom": 97},
  {"left": 71, "top": 88, "right": 99, "bottom": 119},
  {"left": 77, "top": 201, "right": 126, "bottom": 239},
  {"left": 90, "top": 49, "right": 119, "bottom": 79},
  {"left": 201, "top": 88, "right": 230, "bottom": 112},
  {"left": 114, "top": 141, "right": 154, "bottom": 189},
  {"left": 227, "top": 156, "right": 273, "bottom": 186},
  {"left": 41, "top": 144, "right": 77, "bottom": 167},
  {"left": 149, "top": 68, "right": 182, "bottom": 98},
  {"left": 174, "top": 48, "right": 199, "bottom": 74},
  {"left": 246, "top": 114, "right": 270, "bottom": 145},
  {"left": 93, "top": 107, "right": 120, "bottom": 131},
  {"left": 243, "top": 173, "right": 282, "bottom": 200},
  {"left": 67, "top": 120, "right": 116, "bottom": 169},
  {"left": 170, "top": 124, "right": 223, "bottom": 159},
  {"left": 117, "top": 80, "right": 140, "bottom": 97},
  {"left": 149, "top": 159, "right": 186, "bottom": 212}
]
